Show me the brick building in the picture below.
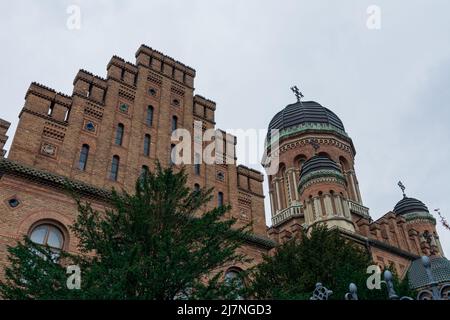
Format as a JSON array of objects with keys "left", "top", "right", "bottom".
[{"left": 0, "top": 44, "right": 447, "bottom": 291}]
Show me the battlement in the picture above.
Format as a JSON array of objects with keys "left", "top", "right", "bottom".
[
  {"left": 26, "top": 82, "right": 71, "bottom": 104},
  {"left": 106, "top": 55, "right": 138, "bottom": 87},
  {"left": 0, "top": 119, "right": 11, "bottom": 130},
  {"left": 72, "top": 69, "right": 108, "bottom": 104},
  {"left": 74, "top": 69, "right": 108, "bottom": 88},
  {"left": 135, "top": 44, "right": 195, "bottom": 88},
  {"left": 216, "top": 129, "right": 237, "bottom": 144},
  {"left": 0, "top": 119, "right": 10, "bottom": 157},
  {"left": 23, "top": 83, "right": 72, "bottom": 122},
  {"left": 194, "top": 95, "right": 216, "bottom": 111},
  {"left": 237, "top": 165, "right": 264, "bottom": 182}
]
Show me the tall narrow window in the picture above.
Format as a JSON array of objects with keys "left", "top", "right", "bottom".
[
  {"left": 115, "top": 123, "right": 124, "bottom": 145},
  {"left": 140, "top": 165, "right": 149, "bottom": 180},
  {"left": 170, "top": 144, "right": 176, "bottom": 166},
  {"left": 144, "top": 134, "right": 151, "bottom": 156},
  {"left": 194, "top": 153, "right": 201, "bottom": 175},
  {"left": 218, "top": 192, "right": 224, "bottom": 207},
  {"left": 79, "top": 144, "right": 89, "bottom": 171},
  {"left": 194, "top": 183, "right": 200, "bottom": 193},
  {"left": 171, "top": 116, "right": 178, "bottom": 132},
  {"left": 147, "top": 106, "right": 154, "bottom": 126},
  {"left": 48, "top": 101, "right": 55, "bottom": 116},
  {"left": 110, "top": 155, "right": 120, "bottom": 181}
]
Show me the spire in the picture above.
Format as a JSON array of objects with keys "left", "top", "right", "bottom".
[
  {"left": 290, "top": 85, "right": 304, "bottom": 104},
  {"left": 397, "top": 181, "right": 406, "bottom": 198}
]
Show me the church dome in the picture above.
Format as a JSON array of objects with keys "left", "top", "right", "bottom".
[
  {"left": 268, "top": 101, "right": 346, "bottom": 133},
  {"left": 299, "top": 155, "right": 344, "bottom": 186},
  {"left": 393, "top": 196, "right": 429, "bottom": 215}
]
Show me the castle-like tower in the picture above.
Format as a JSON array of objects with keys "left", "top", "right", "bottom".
[{"left": 0, "top": 45, "right": 274, "bottom": 279}]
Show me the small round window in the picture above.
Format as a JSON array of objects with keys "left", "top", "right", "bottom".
[
  {"left": 149, "top": 88, "right": 157, "bottom": 96},
  {"left": 85, "top": 121, "right": 96, "bottom": 132},
  {"left": 119, "top": 103, "right": 129, "bottom": 113},
  {"left": 8, "top": 198, "right": 20, "bottom": 208}
]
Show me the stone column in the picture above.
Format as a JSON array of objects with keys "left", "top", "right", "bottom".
[
  {"left": 313, "top": 197, "right": 322, "bottom": 220},
  {"left": 342, "top": 199, "right": 351, "bottom": 218},
  {"left": 324, "top": 194, "right": 333, "bottom": 217},
  {"left": 275, "top": 180, "right": 282, "bottom": 211},
  {"left": 269, "top": 191, "right": 275, "bottom": 216},
  {"left": 291, "top": 170, "right": 299, "bottom": 202},
  {"left": 334, "top": 195, "right": 343, "bottom": 217}
]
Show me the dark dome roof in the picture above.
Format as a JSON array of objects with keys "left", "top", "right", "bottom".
[
  {"left": 393, "top": 196, "right": 429, "bottom": 215},
  {"left": 268, "top": 101, "right": 345, "bottom": 132},
  {"left": 299, "top": 155, "right": 342, "bottom": 180}
]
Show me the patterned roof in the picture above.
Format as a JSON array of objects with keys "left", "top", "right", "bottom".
[
  {"left": 408, "top": 256, "right": 450, "bottom": 289},
  {"left": 268, "top": 101, "right": 346, "bottom": 132},
  {"left": 299, "top": 155, "right": 342, "bottom": 179},
  {"left": 393, "top": 196, "right": 429, "bottom": 216},
  {"left": 0, "top": 158, "right": 112, "bottom": 200}
]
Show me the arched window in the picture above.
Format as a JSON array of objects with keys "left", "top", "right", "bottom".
[
  {"left": 30, "top": 223, "right": 64, "bottom": 260},
  {"left": 294, "top": 155, "right": 307, "bottom": 169},
  {"left": 110, "top": 155, "right": 120, "bottom": 181},
  {"left": 225, "top": 268, "right": 244, "bottom": 299},
  {"left": 194, "top": 183, "right": 200, "bottom": 193},
  {"left": 194, "top": 153, "right": 201, "bottom": 175},
  {"left": 115, "top": 123, "right": 124, "bottom": 146},
  {"left": 171, "top": 116, "right": 178, "bottom": 132},
  {"left": 144, "top": 134, "right": 151, "bottom": 156},
  {"left": 318, "top": 152, "right": 331, "bottom": 159},
  {"left": 218, "top": 192, "right": 224, "bottom": 207},
  {"left": 79, "top": 144, "right": 89, "bottom": 170},
  {"left": 146, "top": 106, "right": 154, "bottom": 126}
]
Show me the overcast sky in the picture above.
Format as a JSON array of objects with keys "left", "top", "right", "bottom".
[{"left": 0, "top": 0, "right": 449, "bottom": 256}]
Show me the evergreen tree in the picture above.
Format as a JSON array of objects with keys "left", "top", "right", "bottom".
[
  {"left": 247, "top": 226, "right": 414, "bottom": 300},
  {"left": 0, "top": 163, "right": 249, "bottom": 300}
]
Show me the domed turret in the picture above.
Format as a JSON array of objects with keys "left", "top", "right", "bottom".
[
  {"left": 264, "top": 90, "right": 364, "bottom": 235},
  {"left": 299, "top": 155, "right": 345, "bottom": 186},
  {"left": 393, "top": 181, "right": 441, "bottom": 256},
  {"left": 394, "top": 196, "right": 429, "bottom": 216},
  {"left": 268, "top": 101, "right": 346, "bottom": 133}
]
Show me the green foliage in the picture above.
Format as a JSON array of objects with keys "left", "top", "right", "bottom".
[
  {"left": 246, "top": 226, "right": 412, "bottom": 300},
  {"left": 0, "top": 163, "right": 249, "bottom": 300}
]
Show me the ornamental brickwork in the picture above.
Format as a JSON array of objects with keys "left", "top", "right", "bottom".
[{"left": 0, "top": 45, "right": 274, "bottom": 281}]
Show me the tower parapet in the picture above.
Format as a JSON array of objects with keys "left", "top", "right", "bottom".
[
  {"left": 135, "top": 44, "right": 196, "bottom": 88},
  {"left": 0, "top": 119, "right": 10, "bottom": 157}
]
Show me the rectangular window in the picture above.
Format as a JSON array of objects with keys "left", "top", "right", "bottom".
[{"left": 144, "top": 134, "right": 151, "bottom": 156}]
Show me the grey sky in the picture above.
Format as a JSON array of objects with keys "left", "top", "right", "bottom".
[{"left": 0, "top": 0, "right": 449, "bottom": 256}]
